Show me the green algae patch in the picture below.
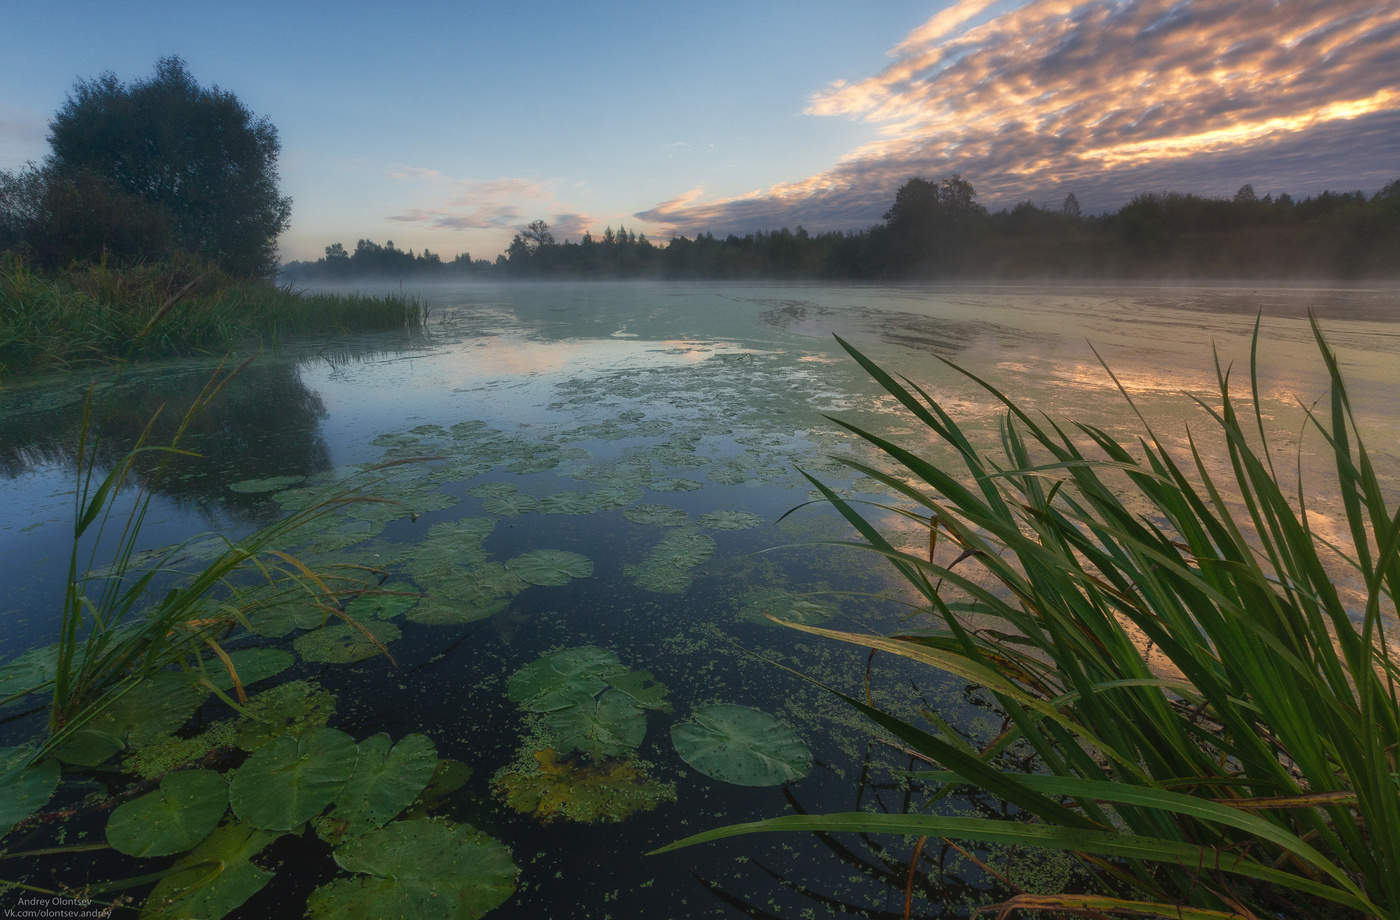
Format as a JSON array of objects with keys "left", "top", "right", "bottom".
[
  {"left": 294, "top": 619, "right": 400, "bottom": 664},
  {"left": 230, "top": 726, "right": 357, "bottom": 831},
  {"left": 233, "top": 679, "right": 337, "bottom": 751},
  {"left": 106, "top": 769, "right": 228, "bottom": 857},
  {"left": 493, "top": 748, "right": 675, "bottom": 824},
  {"left": 671, "top": 703, "right": 811, "bottom": 787},
  {"left": 0, "top": 746, "right": 59, "bottom": 838},
  {"left": 140, "top": 821, "right": 280, "bottom": 920},
  {"left": 306, "top": 818, "right": 518, "bottom": 920}
]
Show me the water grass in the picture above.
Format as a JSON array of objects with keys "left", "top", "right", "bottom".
[
  {"left": 0, "top": 253, "right": 425, "bottom": 378},
  {"left": 658, "top": 318, "right": 1399, "bottom": 918},
  {"left": 28, "top": 361, "right": 393, "bottom": 761}
]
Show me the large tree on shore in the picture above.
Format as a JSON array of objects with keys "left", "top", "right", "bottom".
[{"left": 46, "top": 56, "right": 291, "bottom": 276}]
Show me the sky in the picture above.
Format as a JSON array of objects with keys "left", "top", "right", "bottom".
[{"left": 2, "top": 0, "right": 1397, "bottom": 263}]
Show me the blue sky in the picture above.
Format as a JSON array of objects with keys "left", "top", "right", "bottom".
[{"left": 3, "top": 1, "right": 1397, "bottom": 262}]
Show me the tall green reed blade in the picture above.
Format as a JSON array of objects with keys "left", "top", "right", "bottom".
[{"left": 662, "top": 323, "right": 1400, "bottom": 918}]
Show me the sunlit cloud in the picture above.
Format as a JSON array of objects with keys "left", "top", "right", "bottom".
[
  {"left": 641, "top": 0, "right": 1400, "bottom": 235},
  {"left": 385, "top": 171, "right": 558, "bottom": 234},
  {"left": 388, "top": 205, "right": 521, "bottom": 230},
  {"left": 545, "top": 212, "right": 594, "bottom": 240}
]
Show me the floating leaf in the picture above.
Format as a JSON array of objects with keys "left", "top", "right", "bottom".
[
  {"left": 505, "top": 549, "right": 593, "bottom": 587},
  {"left": 537, "top": 491, "right": 599, "bottom": 515},
  {"left": 649, "top": 477, "right": 703, "bottom": 492},
  {"left": 671, "top": 703, "right": 811, "bottom": 786},
  {"left": 0, "top": 746, "right": 59, "bottom": 838},
  {"left": 54, "top": 672, "right": 206, "bottom": 766},
  {"left": 294, "top": 620, "right": 400, "bottom": 664},
  {"left": 230, "top": 726, "right": 357, "bottom": 830},
  {"left": 107, "top": 770, "right": 228, "bottom": 857},
  {"left": 406, "top": 591, "right": 509, "bottom": 626},
  {"left": 737, "top": 588, "right": 838, "bottom": 628},
  {"left": 589, "top": 483, "right": 644, "bottom": 509},
  {"left": 141, "top": 822, "right": 280, "bottom": 920},
  {"left": 0, "top": 645, "right": 59, "bottom": 705},
  {"left": 315, "top": 733, "right": 438, "bottom": 843},
  {"left": 306, "top": 818, "right": 517, "bottom": 920},
  {"left": 621, "top": 504, "right": 689, "bottom": 527},
  {"left": 608, "top": 669, "right": 671, "bottom": 712},
  {"left": 408, "top": 758, "right": 473, "bottom": 815},
  {"left": 507, "top": 647, "right": 624, "bottom": 712},
  {"left": 699, "top": 510, "right": 764, "bottom": 531},
  {"left": 494, "top": 749, "right": 675, "bottom": 824},
  {"left": 203, "top": 648, "right": 294, "bottom": 693},
  {"left": 228, "top": 475, "right": 303, "bottom": 494},
  {"left": 344, "top": 591, "right": 420, "bottom": 621},
  {"left": 544, "top": 689, "right": 647, "bottom": 759}
]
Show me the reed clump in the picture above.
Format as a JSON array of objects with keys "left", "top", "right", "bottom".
[
  {"left": 660, "top": 319, "right": 1399, "bottom": 919},
  {"left": 0, "top": 253, "right": 424, "bottom": 377}
]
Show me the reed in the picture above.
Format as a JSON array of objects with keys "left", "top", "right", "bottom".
[
  {"left": 659, "top": 318, "right": 1399, "bottom": 918},
  {"left": 0, "top": 253, "right": 425, "bottom": 377}
]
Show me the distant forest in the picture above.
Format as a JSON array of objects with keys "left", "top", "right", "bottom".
[{"left": 282, "top": 175, "right": 1400, "bottom": 281}]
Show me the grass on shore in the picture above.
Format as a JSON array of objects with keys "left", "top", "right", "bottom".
[{"left": 0, "top": 253, "right": 425, "bottom": 378}]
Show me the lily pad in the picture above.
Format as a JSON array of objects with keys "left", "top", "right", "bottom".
[
  {"left": 54, "top": 672, "right": 207, "bottom": 766},
  {"left": 294, "top": 619, "right": 400, "bottom": 664},
  {"left": 306, "top": 818, "right": 518, "bottom": 920},
  {"left": 0, "top": 747, "right": 59, "bottom": 838},
  {"left": 649, "top": 477, "right": 703, "bottom": 493},
  {"left": 315, "top": 733, "right": 438, "bottom": 843},
  {"left": 699, "top": 510, "right": 764, "bottom": 531},
  {"left": 621, "top": 504, "right": 689, "bottom": 527},
  {"left": 544, "top": 689, "right": 647, "bottom": 759},
  {"left": 505, "top": 549, "right": 593, "bottom": 587},
  {"left": 344, "top": 591, "right": 420, "bottom": 621},
  {"left": 405, "top": 590, "right": 509, "bottom": 626},
  {"left": 537, "top": 491, "right": 599, "bottom": 515},
  {"left": 228, "top": 475, "right": 303, "bottom": 494},
  {"left": 608, "top": 669, "right": 671, "bottom": 712},
  {"left": 204, "top": 648, "right": 295, "bottom": 693},
  {"left": 671, "top": 703, "right": 811, "bottom": 786},
  {"left": 494, "top": 749, "right": 675, "bottom": 824},
  {"left": 230, "top": 726, "right": 358, "bottom": 830},
  {"left": 234, "top": 679, "right": 337, "bottom": 751},
  {"left": 141, "top": 822, "right": 280, "bottom": 920},
  {"left": 0, "top": 645, "right": 59, "bottom": 706},
  {"left": 507, "top": 647, "right": 624, "bottom": 712},
  {"left": 107, "top": 769, "right": 228, "bottom": 857},
  {"left": 738, "top": 588, "right": 838, "bottom": 627}
]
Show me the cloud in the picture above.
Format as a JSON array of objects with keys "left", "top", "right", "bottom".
[
  {"left": 545, "top": 212, "right": 594, "bottom": 240},
  {"left": 388, "top": 205, "right": 522, "bottom": 230},
  {"left": 383, "top": 171, "right": 559, "bottom": 234},
  {"left": 642, "top": 0, "right": 1400, "bottom": 235}
]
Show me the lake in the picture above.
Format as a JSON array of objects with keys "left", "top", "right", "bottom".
[{"left": 1, "top": 281, "right": 1396, "bottom": 918}]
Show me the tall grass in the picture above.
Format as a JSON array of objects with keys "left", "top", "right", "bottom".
[
  {"left": 34, "top": 361, "right": 391, "bottom": 761},
  {"left": 659, "top": 319, "right": 1399, "bottom": 918},
  {"left": 0, "top": 253, "right": 425, "bottom": 377}
]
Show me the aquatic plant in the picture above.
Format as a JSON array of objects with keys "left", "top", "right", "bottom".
[
  {"left": 659, "top": 322, "right": 1400, "bottom": 918},
  {"left": 494, "top": 748, "right": 676, "bottom": 823},
  {"left": 671, "top": 703, "right": 811, "bottom": 787}
]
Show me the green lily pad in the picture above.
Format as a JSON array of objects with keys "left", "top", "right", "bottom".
[
  {"left": 608, "top": 669, "right": 671, "bottom": 712},
  {"left": 107, "top": 770, "right": 228, "bottom": 857},
  {"left": 230, "top": 726, "right": 357, "bottom": 830},
  {"left": 545, "top": 689, "right": 646, "bottom": 759},
  {"left": 228, "top": 475, "right": 303, "bottom": 494},
  {"left": 649, "top": 477, "right": 702, "bottom": 492},
  {"left": 699, "top": 510, "right": 764, "bottom": 531},
  {"left": 589, "top": 483, "right": 644, "bottom": 509},
  {"left": 507, "top": 647, "right": 624, "bottom": 712},
  {"left": 505, "top": 549, "right": 593, "bottom": 587},
  {"left": 344, "top": 591, "right": 420, "bottom": 621},
  {"left": 294, "top": 619, "right": 400, "bottom": 664},
  {"left": 621, "top": 504, "right": 690, "bottom": 527},
  {"left": 737, "top": 588, "right": 838, "bottom": 627},
  {"left": 0, "top": 747, "right": 59, "bottom": 838},
  {"left": 140, "top": 821, "right": 280, "bottom": 920},
  {"left": 671, "top": 703, "right": 811, "bottom": 786},
  {"left": 537, "top": 491, "right": 599, "bottom": 515},
  {"left": 0, "top": 646, "right": 59, "bottom": 705},
  {"left": 204, "top": 648, "right": 295, "bottom": 693},
  {"left": 315, "top": 733, "right": 438, "bottom": 843},
  {"left": 306, "top": 818, "right": 518, "bottom": 920},
  {"left": 54, "top": 672, "right": 207, "bottom": 766}
]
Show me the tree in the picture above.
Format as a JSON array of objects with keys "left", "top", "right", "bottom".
[
  {"left": 1061, "top": 192, "right": 1081, "bottom": 219},
  {"left": 47, "top": 56, "right": 291, "bottom": 276},
  {"left": 521, "top": 219, "right": 554, "bottom": 251}
]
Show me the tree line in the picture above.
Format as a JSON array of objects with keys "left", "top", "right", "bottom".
[{"left": 285, "top": 174, "right": 1400, "bottom": 282}]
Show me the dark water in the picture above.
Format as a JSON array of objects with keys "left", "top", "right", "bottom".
[{"left": 0, "top": 281, "right": 1396, "bottom": 917}]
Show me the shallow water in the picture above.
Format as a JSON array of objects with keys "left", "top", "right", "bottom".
[{"left": 0, "top": 281, "right": 1396, "bottom": 917}]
